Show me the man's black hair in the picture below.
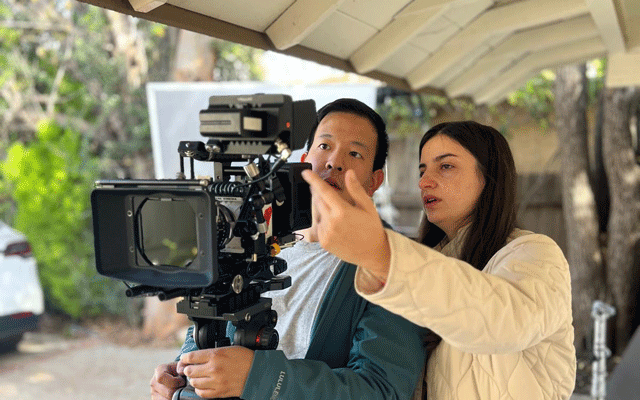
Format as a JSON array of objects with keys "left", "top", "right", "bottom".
[{"left": 305, "top": 98, "right": 389, "bottom": 171}]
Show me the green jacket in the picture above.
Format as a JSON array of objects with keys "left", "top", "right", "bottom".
[{"left": 179, "top": 261, "right": 427, "bottom": 400}]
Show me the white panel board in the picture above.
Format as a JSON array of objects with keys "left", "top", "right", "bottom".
[{"left": 146, "top": 82, "right": 380, "bottom": 179}]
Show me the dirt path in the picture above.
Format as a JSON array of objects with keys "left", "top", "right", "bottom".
[{"left": 0, "top": 331, "right": 180, "bottom": 400}]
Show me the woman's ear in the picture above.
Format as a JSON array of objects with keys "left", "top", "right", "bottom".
[{"left": 301, "top": 152, "right": 308, "bottom": 163}]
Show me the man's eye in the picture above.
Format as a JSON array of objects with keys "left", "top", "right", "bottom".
[{"left": 441, "top": 164, "right": 453, "bottom": 170}]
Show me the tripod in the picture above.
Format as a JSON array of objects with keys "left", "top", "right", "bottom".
[{"left": 171, "top": 276, "right": 289, "bottom": 400}]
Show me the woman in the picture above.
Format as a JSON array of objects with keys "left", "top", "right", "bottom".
[{"left": 302, "top": 121, "right": 576, "bottom": 399}]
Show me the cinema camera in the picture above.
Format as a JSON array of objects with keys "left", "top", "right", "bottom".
[{"left": 91, "top": 94, "right": 315, "bottom": 362}]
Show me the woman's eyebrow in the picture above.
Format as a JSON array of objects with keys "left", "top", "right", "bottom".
[
  {"left": 434, "top": 153, "right": 457, "bottom": 162},
  {"left": 420, "top": 153, "right": 458, "bottom": 168}
]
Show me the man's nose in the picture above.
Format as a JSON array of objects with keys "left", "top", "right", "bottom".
[{"left": 325, "top": 154, "right": 344, "bottom": 171}]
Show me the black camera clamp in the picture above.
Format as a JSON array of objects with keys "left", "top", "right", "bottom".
[{"left": 169, "top": 271, "right": 291, "bottom": 400}]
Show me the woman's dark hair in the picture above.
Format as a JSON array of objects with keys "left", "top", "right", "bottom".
[
  {"left": 305, "top": 98, "right": 389, "bottom": 171},
  {"left": 417, "top": 121, "right": 517, "bottom": 271}
]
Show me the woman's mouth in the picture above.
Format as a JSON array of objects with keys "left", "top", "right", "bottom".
[{"left": 423, "top": 195, "right": 440, "bottom": 208}]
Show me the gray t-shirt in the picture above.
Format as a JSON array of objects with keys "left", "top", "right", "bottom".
[{"left": 265, "top": 240, "right": 342, "bottom": 359}]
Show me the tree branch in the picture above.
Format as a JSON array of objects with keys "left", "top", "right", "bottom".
[
  {"left": 0, "top": 21, "right": 72, "bottom": 34},
  {"left": 46, "top": 34, "right": 75, "bottom": 117}
]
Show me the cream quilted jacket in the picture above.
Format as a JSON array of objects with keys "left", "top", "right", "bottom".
[{"left": 355, "top": 228, "right": 576, "bottom": 400}]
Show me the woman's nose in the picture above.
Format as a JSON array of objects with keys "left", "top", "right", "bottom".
[{"left": 418, "top": 173, "right": 435, "bottom": 189}]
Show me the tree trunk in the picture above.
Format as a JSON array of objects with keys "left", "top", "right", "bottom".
[
  {"left": 554, "top": 64, "right": 605, "bottom": 354},
  {"left": 173, "top": 29, "right": 216, "bottom": 81},
  {"left": 602, "top": 87, "right": 640, "bottom": 353},
  {"left": 105, "top": 10, "right": 148, "bottom": 89}
]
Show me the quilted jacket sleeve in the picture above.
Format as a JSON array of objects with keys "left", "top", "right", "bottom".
[{"left": 355, "top": 229, "right": 572, "bottom": 354}]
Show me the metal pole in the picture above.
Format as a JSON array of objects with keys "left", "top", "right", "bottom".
[{"left": 590, "top": 300, "right": 616, "bottom": 400}]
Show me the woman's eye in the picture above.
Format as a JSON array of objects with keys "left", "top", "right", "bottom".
[
  {"left": 350, "top": 151, "right": 363, "bottom": 159},
  {"left": 440, "top": 164, "right": 453, "bottom": 170},
  {"left": 318, "top": 143, "right": 330, "bottom": 150}
]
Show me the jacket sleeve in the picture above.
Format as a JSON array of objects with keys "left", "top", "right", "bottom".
[
  {"left": 240, "top": 302, "right": 427, "bottom": 400},
  {"left": 356, "top": 229, "right": 572, "bottom": 354}
]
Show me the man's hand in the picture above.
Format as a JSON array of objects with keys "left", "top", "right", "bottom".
[
  {"left": 302, "top": 169, "right": 391, "bottom": 282},
  {"left": 150, "top": 362, "right": 186, "bottom": 400},
  {"left": 176, "top": 346, "right": 254, "bottom": 399}
]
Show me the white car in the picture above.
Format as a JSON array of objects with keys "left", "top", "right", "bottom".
[{"left": 0, "top": 220, "right": 44, "bottom": 350}]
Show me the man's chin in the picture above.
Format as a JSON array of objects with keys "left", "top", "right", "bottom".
[{"left": 337, "top": 193, "right": 357, "bottom": 206}]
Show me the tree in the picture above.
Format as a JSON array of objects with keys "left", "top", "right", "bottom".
[
  {"left": 554, "top": 64, "right": 605, "bottom": 354},
  {"left": 0, "top": 120, "right": 127, "bottom": 318},
  {"left": 554, "top": 62, "right": 640, "bottom": 356},
  {"left": 602, "top": 87, "right": 640, "bottom": 352},
  {"left": 0, "top": 0, "right": 170, "bottom": 319}
]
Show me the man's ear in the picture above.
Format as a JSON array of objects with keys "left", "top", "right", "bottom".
[
  {"left": 365, "top": 169, "right": 385, "bottom": 196},
  {"left": 301, "top": 152, "right": 308, "bottom": 163}
]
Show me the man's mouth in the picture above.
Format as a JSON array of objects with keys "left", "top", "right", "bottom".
[{"left": 324, "top": 178, "right": 342, "bottom": 191}]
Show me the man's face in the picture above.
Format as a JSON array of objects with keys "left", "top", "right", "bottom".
[{"left": 302, "top": 111, "right": 384, "bottom": 203}]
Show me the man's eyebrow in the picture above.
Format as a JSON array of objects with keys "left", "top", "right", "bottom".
[{"left": 419, "top": 153, "right": 457, "bottom": 168}]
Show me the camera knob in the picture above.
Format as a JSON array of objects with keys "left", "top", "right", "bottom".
[{"left": 256, "top": 327, "right": 279, "bottom": 350}]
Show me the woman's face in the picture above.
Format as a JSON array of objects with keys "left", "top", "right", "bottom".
[{"left": 418, "top": 134, "right": 485, "bottom": 239}]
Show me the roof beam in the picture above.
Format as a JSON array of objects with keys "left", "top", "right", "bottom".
[
  {"left": 127, "top": 0, "right": 165, "bottom": 13},
  {"left": 473, "top": 37, "right": 606, "bottom": 104},
  {"left": 266, "top": 0, "right": 345, "bottom": 50},
  {"left": 616, "top": 0, "right": 640, "bottom": 52},
  {"left": 606, "top": 53, "right": 640, "bottom": 87},
  {"left": 586, "top": 0, "right": 626, "bottom": 52},
  {"left": 76, "top": 0, "right": 445, "bottom": 97},
  {"left": 349, "top": 0, "right": 456, "bottom": 74},
  {"left": 407, "top": 0, "right": 589, "bottom": 90},
  {"left": 446, "top": 14, "right": 598, "bottom": 97}
]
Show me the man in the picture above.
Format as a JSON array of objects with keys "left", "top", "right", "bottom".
[{"left": 150, "top": 98, "right": 427, "bottom": 400}]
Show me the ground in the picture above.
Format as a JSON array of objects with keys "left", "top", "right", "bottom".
[
  {"left": 34, "top": 313, "right": 608, "bottom": 395},
  {"left": 36, "top": 312, "right": 183, "bottom": 349}
]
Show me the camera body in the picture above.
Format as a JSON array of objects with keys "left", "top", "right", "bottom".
[{"left": 90, "top": 94, "right": 315, "bottom": 300}]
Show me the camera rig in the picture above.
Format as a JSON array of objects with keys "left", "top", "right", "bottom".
[{"left": 90, "top": 94, "right": 316, "bottom": 400}]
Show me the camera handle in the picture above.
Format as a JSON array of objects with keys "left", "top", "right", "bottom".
[{"left": 172, "top": 294, "right": 281, "bottom": 400}]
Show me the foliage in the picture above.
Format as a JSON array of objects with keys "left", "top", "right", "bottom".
[
  {"left": 0, "top": 0, "right": 266, "bottom": 320},
  {"left": 0, "top": 0, "right": 161, "bottom": 318},
  {"left": 586, "top": 58, "right": 606, "bottom": 104},
  {"left": 507, "top": 70, "right": 555, "bottom": 130},
  {"left": 377, "top": 93, "right": 460, "bottom": 137},
  {"left": 0, "top": 120, "right": 127, "bottom": 318},
  {"left": 377, "top": 91, "right": 483, "bottom": 138},
  {"left": 506, "top": 59, "right": 606, "bottom": 130},
  {"left": 210, "top": 39, "right": 264, "bottom": 81},
  {"left": 377, "top": 95, "right": 426, "bottom": 137}
]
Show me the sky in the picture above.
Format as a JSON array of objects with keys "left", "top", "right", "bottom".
[{"left": 261, "top": 51, "right": 367, "bottom": 84}]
